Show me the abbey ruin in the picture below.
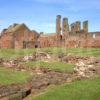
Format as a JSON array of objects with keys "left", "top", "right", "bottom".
[
  {"left": 0, "top": 15, "right": 100, "bottom": 48},
  {"left": 39, "top": 15, "right": 100, "bottom": 48}
]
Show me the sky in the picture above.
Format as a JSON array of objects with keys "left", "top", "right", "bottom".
[{"left": 0, "top": 0, "right": 100, "bottom": 33}]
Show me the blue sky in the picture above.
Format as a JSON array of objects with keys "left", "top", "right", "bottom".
[{"left": 0, "top": 0, "right": 100, "bottom": 33}]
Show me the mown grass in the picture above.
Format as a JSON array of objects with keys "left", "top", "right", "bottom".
[
  {"left": 0, "top": 67, "right": 31, "bottom": 85},
  {"left": 0, "top": 48, "right": 37, "bottom": 58},
  {"left": 23, "top": 61, "right": 74, "bottom": 72},
  {"left": 27, "top": 77, "right": 100, "bottom": 100},
  {"left": 41, "top": 47, "right": 100, "bottom": 56},
  {"left": 0, "top": 47, "right": 99, "bottom": 58}
]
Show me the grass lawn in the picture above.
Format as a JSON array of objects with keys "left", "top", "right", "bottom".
[
  {"left": 0, "top": 48, "right": 37, "bottom": 58},
  {"left": 0, "top": 67, "right": 31, "bottom": 85},
  {"left": 23, "top": 61, "right": 74, "bottom": 72},
  {"left": 41, "top": 47, "right": 100, "bottom": 56},
  {"left": 27, "top": 77, "right": 100, "bottom": 100},
  {"left": 0, "top": 47, "right": 99, "bottom": 58}
]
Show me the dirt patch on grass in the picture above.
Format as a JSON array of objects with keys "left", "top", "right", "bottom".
[{"left": 0, "top": 68, "right": 70, "bottom": 99}]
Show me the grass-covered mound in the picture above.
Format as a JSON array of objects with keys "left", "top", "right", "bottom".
[{"left": 27, "top": 77, "right": 100, "bottom": 100}]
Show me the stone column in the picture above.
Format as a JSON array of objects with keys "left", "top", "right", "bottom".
[
  {"left": 75, "top": 21, "right": 81, "bottom": 32},
  {"left": 83, "top": 20, "right": 88, "bottom": 32},
  {"left": 70, "top": 23, "right": 75, "bottom": 33},
  {"left": 62, "top": 17, "right": 69, "bottom": 47},
  {"left": 56, "top": 15, "right": 61, "bottom": 34},
  {"left": 62, "top": 17, "right": 69, "bottom": 34}
]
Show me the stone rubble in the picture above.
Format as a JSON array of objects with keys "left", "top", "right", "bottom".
[
  {"left": 74, "top": 61, "right": 96, "bottom": 78},
  {"left": 0, "top": 52, "right": 100, "bottom": 99}
]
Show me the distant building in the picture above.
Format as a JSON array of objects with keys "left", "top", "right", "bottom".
[
  {"left": 38, "top": 15, "right": 100, "bottom": 48},
  {"left": 0, "top": 23, "right": 39, "bottom": 48},
  {"left": 0, "top": 16, "right": 100, "bottom": 48}
]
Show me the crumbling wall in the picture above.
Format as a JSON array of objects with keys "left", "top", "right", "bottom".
[{"left": 0, "top": 32, "right": 14, "bottom": 48}]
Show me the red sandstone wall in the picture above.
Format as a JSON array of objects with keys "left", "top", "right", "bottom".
[
  {"left": 0, "top": 33, "right": 13, "bottom": 48},
  {"left": 0, "top": 25, "right": 100, "bottom": 49},
  {"left": 0, "top": 29, "right": 39, "bottom": 49},
  {"left": 38, "top": 33, "right": 65, "bottom": 48},
  {"left": 39, "top": 37, "right": 50, "bottom": 48}
]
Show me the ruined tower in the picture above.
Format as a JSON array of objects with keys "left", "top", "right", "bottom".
[
  {"left": 70, "top": 23, "right": 75, "bottom": 33},
  {"left": 75, "top": 21, "right": 81, "bottom": 32},
  {"left": 83, "top": 21, "right": 88, "bottom": 32},
  {"left": 56, "top": 15, "right": 61, "bottom": 34},
  {"left": 70, "top": 21, "right": 81, "bottom": 33},
  {"left": 62, "top": 17, "right": 69, "bottom": 42},
  {"left": 62, "top": 17, "right": 69, "bottom": 34}
]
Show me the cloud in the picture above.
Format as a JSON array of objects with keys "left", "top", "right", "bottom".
[
  {"left": 23, "top": 0, "right": 100, "bottom": 12},
  {"left": 37, "top": 23, "right": 55, "bottom": 32},
  {"left": 31, "top": 22, "right": 55, "bottom": 33},
  {"left": 0, "top": 20, "right": 3, "bottom": 23},
  {"left": 37, "top": 23, "right": 55, "bottom": 27}
]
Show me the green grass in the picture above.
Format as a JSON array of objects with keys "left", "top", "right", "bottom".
[
  {"left": 0, "top": 47, "right": 99, "bottom": 58},
  {"left": 41, "top": 47, "right": 100, "bottom": 56},
  {"left": 0, "top": 48, "right": 37, "bottom": 58},
  {"left": 0, "top": 67, "right": 31, "bottom": 85},
  {"left": 27, "top": 77, "right": 100, "bottom": 100},
  {"left": 23, "top": 61, "right": 74, "bottom": 72}
]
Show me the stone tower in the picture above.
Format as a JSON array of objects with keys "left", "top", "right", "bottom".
[
  {"left": 70, "top": 23, "right": 75, "bottom": 33},
  {"left": 62, "top": 17, "right": 69, "bottom": 42},
  {"left": 62, "top": 17, "right": 69, "bottom": 34},
  {"left": 83, "top": 20, "right": 88, "bottom": 32},
  {"left": 56, "top": 15, "right": 61, "bottom": 34},
  {"left": 75, "top": 21, "right": 81, "bottom": 32},
  {"left": 70, "top": 21, "right": 81, "bottom": 33}
]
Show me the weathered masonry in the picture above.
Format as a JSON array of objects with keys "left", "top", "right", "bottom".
[{"left": 0, "top": 15, "right": 100, "bottom": 48}]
